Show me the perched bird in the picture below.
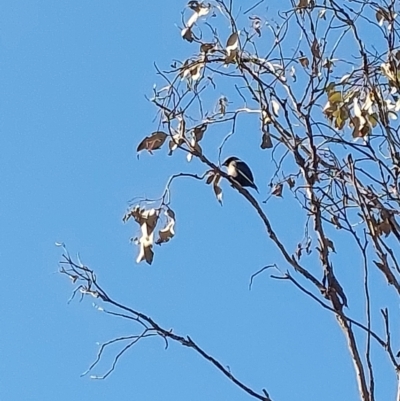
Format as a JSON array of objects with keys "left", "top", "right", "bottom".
[{"left": 222, "top": 156, "right": 259, "bottom": 192}]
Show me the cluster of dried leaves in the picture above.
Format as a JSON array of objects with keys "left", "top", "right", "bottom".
[{"left": 123, "top": 205, "right": 175, "bottom": 264}]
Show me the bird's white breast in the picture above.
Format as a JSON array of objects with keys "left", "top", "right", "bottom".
[{"left": 227, "top": 161, "right": 238, "bottom": 177}]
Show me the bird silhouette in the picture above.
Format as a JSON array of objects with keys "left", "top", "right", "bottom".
[{"left": 222, "top": 156, "right": 259, "bottom": 192}]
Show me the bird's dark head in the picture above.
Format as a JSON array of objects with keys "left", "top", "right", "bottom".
[{"left": 222, "top": 156, "right": 239, "bottom": 166}]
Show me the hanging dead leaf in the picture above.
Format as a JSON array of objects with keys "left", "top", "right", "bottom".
[
  {"left": 331, "top": 215, "right": 342, "bottom": 229},
  {"left": 376, "top": 7, "right": 390, "bottom": 26},
  {"left": 322, "top": 58, "right": 335, "bottom": 72},
  {"left": 324, "top": 237, "right": 336, "bottom": 252},
  {"left": 299, "top": 55, "right": 309, "bottom": 69},
  {"left": 137, "top": 237, "right": 154, "bottom": 265},
  {"left": 191, "top": 63, "right": 204, "bottom": 81},
  {"left": 250, "top": 16, "right": 262, "bottom": 37},
  {"left": 271, "top": 183, "right": 283, "bottom": 197},
  {"left": 287, "top": 177, "right": 295, "bottom": 189},
  {"left": 193, "top": 123, "right": 207, "bottom": 141},
  {"left": 296, "top": 0, "right": 309, "bottom": 10},
  {"left": 296, "top": 243, "right": 302, "bottom": 260},
  {"left": 206, "top": 171, "right": 216, "bottom": 185},
  {"left": 351, "top": 116, "right": 365, "bottom": 138},
  {"left": 156, "top": 209, "right": 176, "bottom": 245},
  {"left": 261, "top": 131, "right": 273, "bottom": 149},
  {"left": 137, "top": 132, "right": 168, "bottom": 154},
  {"left": 168, "top": 133, "right": 185, "bottom": 155},
  {"left": 200, "top": 42, "right": 215, "bottom": 53},
  {"left": 197, "top": 2, "right": 211, "bottom": 16},
  {"left": 303, "top": 237, "right": 311, "bottom": 255},
  {"left": 376, "top": 8, "right": 384, "bottom": 25},
  {"left": 318, "top": 8, "right": 327, "bottom": 19},
  {"left": 180, "top": 60, "right": 191, "bottom": 79},
  {"left": 218, "top": 96, "right": 228, "bottom": 115},
  {"left": 124, "top": 207, "right": 159, "bottom": 265},
  {"left": 188, "top": 1, "right": 210, "bottom": 14},
  {"left": 183, "top": 2, "right": 210, "bottom": 34},
  {"left": 187, "top": 139, "right": 202, "bottom": 162},
  {"left": 290, "top": 65, "right": 296, "bottom": 82},
  {"left": 377, "top": 219, "right": 391, "bottom": 236},
  {"left": 180, "top": 60, "right": 204, "bottom": 81},
  {"left": 373, "top": 259, "right": 395, "bottom": 288},
  {"left": 188, "top": 1, "right": 200, "bottom": 11},
  {"left": 213, "top": 173, "right": 223, "bottom": 204},
  {"left": 181, "top": 27, "right": 194, "bottom": 42},
  {"left": 226, "top": 31, "right": 239, "bottom": 56}
]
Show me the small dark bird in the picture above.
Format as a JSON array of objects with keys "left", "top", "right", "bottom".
[{"left": 222, "top": 156, "right": 259, "bottom": 192}]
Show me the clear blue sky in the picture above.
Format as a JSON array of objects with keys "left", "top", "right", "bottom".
[{"left": 0, "top": 1, "right": 396, "bottom": 400}]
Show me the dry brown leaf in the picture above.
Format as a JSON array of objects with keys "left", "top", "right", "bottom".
[
  {"left": 376, "top": 9, "right": 384, "bottom": 24},
  {"left": 299, "top": 56, "right": 309, "bottom": 69},
  {"left": 289, "top": 65, "right": 296, "bottom": 82},
  {"left": 296, "top": 243, "right": 302, "bottom": 260},
  {"left": 187, "top": 1, "right": 200, "bottom": 11},
  {"left": 351, "top": 116, "right": 363, "bottom": 138},
  {"left": 218, "top": 96, "right": 228, "bottom": 115},
  {"left": 260, "top": 131, "right": 273, "bottom": 149},
  {"left": 137, "top": 132, "right": 168, "bottom": 154},
  {"left": 305, "top": 237, "right": 312, "bottom": 255},
  {"left": 156, "top": 209, "right": 176, "bottom": 245},
  {"left": 377, "top": 219, "right": 391, "bottom": 236},
  {"left": 168, "top": 133, "right": 185, "bottom": 155},
  {"left": 188, "top": 1, "right": 210, "bottom": 14},
  {"left": 322, "top": 58, "right": 335, "bottom": 72},
  {"left": 137, "top": 237, "right": 154, "bottom": 265},
  {"left": 226, "top": 32, "right": 239, "bottom": 56},
  {"left": 296, "top": 0, "right": 313, "bottom": 13},
  {"left": 200, "top": 42, "right": 215, "bottom": 53},
  {"left": 183, "top": 2, "right": 210, "bottom": 38},
  {"left": 124, "top": 207, "right": 159, "bottom": 265},
  {"left": 193, "top": 123, "right": 207, "bottom": 141},
  {"left": 181, "top": 27, "right": 194, "bottom": 42},
  {"left": 206, "top": 171, "right": 215, "bottom": 185},
  {"left": 287, "top": 177, "right": 295, "bottom": 189},
  {"left": 325, "top": 238, "right": 336, "bottom": 252},
  {"left": 187, "top": 140, "right": 202, "bottom": 162},
  {"left": 180, "top": 60, "right": 204, "bottom": 81},
  {"left": 376, "top": 7, "right": 390, "bottom": 26},
  {"left": 213, "top": 173, "right": 223, "bottom": 204},
  {"left": 331, "top": 215, "right": 342, "bottom": 229},
  {"left": 271, "top": 183, "right": 283, "bottom": 197},
  {"left": 250, "top": 16, "right": 262, "bottom": 37}
]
